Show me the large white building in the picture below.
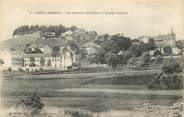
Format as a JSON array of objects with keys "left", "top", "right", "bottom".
[
  {"left": 0, "top": 50, "right": 23, "bottom": 71},
  {"left": 23, "top": 45, "right": 78, "bottom": 72}
]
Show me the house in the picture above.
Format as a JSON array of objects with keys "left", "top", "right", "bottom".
[
  {"left": 172, "top": 47, "right": 180, "bottom": 55},
  {"left": 42, "top": 32, "right": 56, "bottom": 38},
  {"left": 138, "top": 36, "right": 150, "bottom": 44},
  {"left": 0, "top": 50, "right": 12, "bottom": 70},
  {"left": 138, "top": 29, "right": 176, "bottom": 55},
  {"left": 23, "top": 45, "right": 78, "bottom": 72},
  {"left": 0, "top": 50, "right": 23, "bottom": 71},
  {"left": 39, "top": 45, "right": 52, "bottom": 54},
  {"left": 61, "top": 30, "right": 74, "bottom": 40},
  {"left": 138, "top": 29, "right": 176, "bottom": 47},
  {"left": 83, "top": 42, "right": 101, "bottom": 56},
  {"left": 73, "top": 29, "right": 86, "bottom": 38}
]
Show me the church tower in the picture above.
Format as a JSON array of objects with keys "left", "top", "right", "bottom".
[{"left": 167, "top": 28, "right": 176, "bottom": 47}]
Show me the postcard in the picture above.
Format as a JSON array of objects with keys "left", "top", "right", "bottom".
[{"left": 0, "top": 0, "right": 183, "bottom": 116}]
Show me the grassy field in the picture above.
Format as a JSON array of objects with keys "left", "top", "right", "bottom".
[{"left": 1, "top": 71, "right": 183, "bottom": 113}]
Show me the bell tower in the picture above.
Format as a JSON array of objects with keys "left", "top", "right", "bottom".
[{"left": 168, "top": 28, "right": 176, "bottom": 47}]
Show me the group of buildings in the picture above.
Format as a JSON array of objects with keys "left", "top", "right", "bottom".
[
  {"left": 41, "top": 28, "right": 97, "bottom": 41},
  {"left": 0, "top": 29, "right": 182, "bottom": 72},
  {"left": 0, "top": 44, "right": 78, "bottom": 72},
  {"left": 138, "top": 29, "right": 180, "bottom": 55}
]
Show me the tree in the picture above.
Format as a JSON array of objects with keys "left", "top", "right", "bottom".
[
  {"left": 104, "top": 33, "right": 110, "bottom": 40},
  {"left": 16, "top": 92, "right": 44, "bottom": 115},
  {"left": 128, "top": 43, "right": 145, "bottom": 57},
  {"left": 149, "top": 58, "right": 183, "bottom": 90},
  {"left": 88, "top": 51, "right": 105, "bottom": 67},
  {"left": 162, "top": 59, "right": 183, "bottom": 74},
  {"left": 154, "top": 50, "right": 161, "bottom": 56},
  {"left": 175, "top": 40, "right": 184, "bottom": 55},
  {"left": 101, "top": 39, "right": 119, "bottom": 53},
  {"left": 128, "top": 57, "right": 140, "bottom": 65},
  {"left": 147, "top": 38, "right": 156, "bottom": 51},
  {"left": 69, "top": 25, "right": 78, "bottom": 32},
  {"left": 13, "top": 25, "right": 68, "bottom": 36},
  {"left": 118, "top": 50, "right": 133, "bottom": 65},
  {"left": 111, "top": 34, "right": 132, "bottom": 51},
  {"left": 105, "top": 51, "right": 119, "bottom": 68},
  {"left": 52, "top": 46, "right": 60, "bottom": 57},
  {"left": 163, "top": 46, "right": 172, "bottom": 55},
  {"left": 141, "top": 52, "right": 150, "bottom": 64},
  {"left": 0, "top": 59, "right": 4, "bottom": 65},
  {"left": 52, "top": 46, "right": 61, "bottom": 69},
  {"left": 101, "top": 34, "right": 132, "bottom": 54},
  {"left": 30, "top": 57, "right": 36, "bottom": 67},
  {"left": 68, "top": 41, "right": 80, "bottom": 53},
  {"left": 154, "top": 55, "right": 163, "bottom": 64},
  {"left": 40, "top": 57, "right": 45, "bottom": 66}
]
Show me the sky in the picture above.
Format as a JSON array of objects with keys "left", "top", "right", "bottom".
[{"left": 0, "top": 0, "right": 184, "bottom": 42}]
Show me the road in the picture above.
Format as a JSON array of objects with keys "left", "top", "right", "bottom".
[{"left": 10, "top": 69, "right": 162, "bottom": 79}]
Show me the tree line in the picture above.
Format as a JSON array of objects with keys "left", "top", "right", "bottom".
[
  {"left": 13, "top": 25, "right": 78, "bottom": 37},
  {"left": 88, "top": 34, "right": 157, "bottom": 68}
]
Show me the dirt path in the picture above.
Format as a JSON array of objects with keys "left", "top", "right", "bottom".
[{"left": 9, "top": 69, "right": 161, "bottom": 79}]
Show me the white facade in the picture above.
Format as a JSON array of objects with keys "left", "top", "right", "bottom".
[
  {"left": 61, "top": 31, "right": 74, "bottom": 40},
  {"left": 0, "top": 50, "right": 12, "bottom": 70},
  {"left": 23, "top": 46, "right": 77, "bottom": 72},
  {"left": 172, "top": 47, "right": 180, "bottom": 55}
]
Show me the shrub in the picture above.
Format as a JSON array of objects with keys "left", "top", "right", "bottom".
[
  {"left": 128, "top": 57, "right": 140, "bottom": 65},
  {"left": 18, "top": 68, "right": 24, "bottom": 72},
  {"left": 0, "top": 59, "right": 4, "bottom": 65},
  {"left": 118, "top": 50, "right": 134, "bottom": 65},
  {"left": 64, "top": 109, "right": 93, "bottom": 117},
  {"left": 8, "top": 67, "right": 12, "bottom": 71},
  {"left": 163, "top": 46, "right": 172, "bottom": 55},
  {"left": 162, "top": 59, "right": 183, "bottom": 74},
  {"left": 154, "top": 55, "right": 163, "bottom": 64},
  {"left": 105, "top": 51, "right": 119, "bottom": 68},
  {"left": 128, "top": 43, "right": 145, "bottom": 57},
  {"left": 154, "top": 50, "right": 161, "bottom": 56},
  {"left": 141, "top": 52, "right": 150, "bottom": 64},
  {"left": 15, "top": 92, "right": 44, "bottom": 116}
]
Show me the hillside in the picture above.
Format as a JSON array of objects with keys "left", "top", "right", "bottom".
[
  {"left": 0, "top": 32, "right": 41, "bottom": 51},
  {"left": 0, "top": 32, "right": 69, "bottom": 52}
]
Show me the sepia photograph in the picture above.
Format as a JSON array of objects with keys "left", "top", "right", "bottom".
[{"left": 0, "top": 0, "right": 184, "bottom": 117}]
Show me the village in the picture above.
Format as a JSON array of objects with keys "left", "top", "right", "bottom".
[{"left": 0, "top": 25, "right": 183, "bottom": 73}]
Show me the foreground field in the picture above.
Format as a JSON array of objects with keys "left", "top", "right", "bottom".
[
  {"left": 1, "top": 71, "right": 183, "bottom": 113},
  {"left": 3, "top": 97, "right": 184, "bottom": 117},
  {"left": 1, "top": 69, "right": 183, "bottom": 117}
]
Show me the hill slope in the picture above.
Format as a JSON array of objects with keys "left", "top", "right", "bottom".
[{"left": 0, "top": 32, "right": 69, "bottom": 52}]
